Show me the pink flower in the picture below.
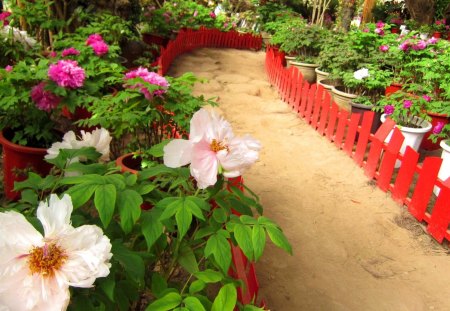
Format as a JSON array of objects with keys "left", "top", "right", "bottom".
[
  {"left": 427, "top": 37, "right": 438, "bottom": 44},
  {"left": 412, "top": 40, "right": 427, "bottom": 50},
  {"left": 376, "top": 21, "right": 385, "bottom": 28},
  {"left": 31, "top": 82, "right": 61, "bottom": 112},
  {"left": 384, "top": 105, "right": 395, "bottom": 115},
  {"left": 379, "top": 45, "right": 389, "bottom": 52},
  {"left": 163, "top": 108, "right": 260, "bottom": 189},
  {"left": 363, "top": 28, "right": 369, "bottom": 33},
  {"left": 48, "top": 60, "right": 86, "bottom": 89},
  {"left": 374, "top": 28, "right": 385, "bottom": 36},
  {"left": 193, "top": 10, "right": 198, "bottom": 17},
  {"left": 403, "top": 100, "right": 412, "bottom": 108},
  {"left": 5, "top": 65, "right": 13, "bottom": 72},
  {"left": 433, "top": 122, "right": 445, "bottom": 134},
  {"left": 90, "top": 40, "right": 109, "bottom": 56},
  {"left": 49, "top": 51, "right": 57, "bottom": 58},
  {"left": 223, "top": 22, "right": 228, "bottom": 28},
  {"left": 422, "top": 95, "right": 431, "bottom": 102},
  {"left": 124, "top": 67, "right": 169, "bottom": 99},
  {"left": 0, "top": 11, "right": 11, "bottom": 26},
  {"left": 399, "top": 40, "right": 410, "bottom": 51},
  {"left": 209, "top": 12, "right": 216, "bottom": 19},
  {"left": 61, "top": 47, "right": 80, "bottom": 57},
  {"left": 86, "top": 34, "right": 103, "bottom": 46}
]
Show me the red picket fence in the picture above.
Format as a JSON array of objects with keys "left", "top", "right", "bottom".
[
  {"left": 157, "top": 29, "right": 263, "bottom": 308},
  {"left": 156, "top": 27, "right": 262, "bottom": 76},
  {"left": 265, "top": 47, "right": 450, "bottom": 244}
]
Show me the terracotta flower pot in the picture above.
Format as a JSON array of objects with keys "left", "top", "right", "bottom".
[
  {"left": 0, "top": 129, "right": 53, "bottom": 200},
  {"left": 331, "top": 86, "right": 357, "bottom": 112},
  {"left": 385, "top": 83, "right": 402, "bottom": 96},
  {"left": 420, "top": 112, "right": 450, "bottom": 151}
]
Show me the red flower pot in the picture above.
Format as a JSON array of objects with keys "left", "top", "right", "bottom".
[
  {"left": 385, "top": 83, "right": 402, "bottom": 96},
  {"left": 0, "top": 130, "right": 52, "bottom": 200},
  {"left": 432, "top": 31, "right": 442, "bottom": 38},
  {"left": 142, "top": 33, "right": 169, "bottom": 48},
  {"left": 391, "top": 27, "right": 399, "bottom": 34},
  {"left": 420, "top": 112, "right": 450, "bottom": 151}
]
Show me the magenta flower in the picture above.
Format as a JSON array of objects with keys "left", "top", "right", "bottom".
[
  {"left": 5, "top": 65, "right": 13, "bottom": 72},
  {"left": 399, "top": 40, "right": 410, "bottom": 51},
  {"left": 376, "top": 21, "right": 385, "bottom": 28},
  {"left": 362, "top": 28, "right": 369, "bottom": 33},
  {"left": 379, "top": 45, "right": 389, "bottom": 52},
  {"left": 427, "top": 37, "right": 438, "bottom": 44},
  {"left": 422, "top": 95, "right": 431, "bottom": 102},
  {"left": 374, "top": 28, "right": 384, "bottom": 36},
  {"left": 61, "top": 47, "right": 80, "bottom": 57},
  {"left": 403, "top": 100, "right": 412, "bottom": 108},
  {"left": 49, "top": 51, "right": 57, "bottom": 58},
  {"left": 193, "top": 10, "right": 198, "bottom": 17},
  {"left": 384, "top": 105, "right": 395, "bottom": 115},
  {"left": 412, "top": 40, "right": 427, "bottom": 50},
  {"left": 0, "top": 11, "right": 11, "bottom": 26},
  {"left": 31, "top": 82, "right": 61, "bottom": 112},
  {"left": 48, "top": 60, "right": 86, "bottom": 89},
  {"left": 90, "top": 40, "right": 109, "bottom": 56},
  {"left": 124, "top": 67, "right": 169, "bottom": 99},
  {"left": 86, "top": 34, "right": 103, "bottom": 46},
  {"left": 209, "top": 12, "right": 216, "bottom": 19},
  {"left": 433, "top": 122, "right": 445, "bottom": 134}
]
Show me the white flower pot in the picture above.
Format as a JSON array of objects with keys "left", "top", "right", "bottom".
[
  {"left": 434, "top": 140, "right": 450, "bottom": 196},
  {"left": 380, "top": 114, "right": 432, "bottom": 168}
]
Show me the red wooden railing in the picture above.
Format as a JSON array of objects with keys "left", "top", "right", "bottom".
[
  {"left": 265, "top": 46, "right": 450, "bottom": 244},
  {"left": 156, "top": 29, "right": 263, "bottom": 308}
]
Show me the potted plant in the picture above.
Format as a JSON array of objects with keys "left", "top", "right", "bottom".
[
  {"left": 2, "top": 108, "right": 292, "bottom": 310},
  {"left": 431, "top": 18, "right": 447, "bottom": 38},
  {"left": 429, "top": 122, "right": 450, "bottom": 195}
]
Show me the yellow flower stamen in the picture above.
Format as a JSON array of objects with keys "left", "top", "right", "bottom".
[
  {"left": 27, "top": 243, "right": 67, "bottom": 277},
  {"left": 210, "top": 139, "right": 227, "bottom": 152}
]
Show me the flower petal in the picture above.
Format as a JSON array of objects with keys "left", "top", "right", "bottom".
[
  {"left": 37, "top": 194, "right": 73, "bottom": 238},
  {"left": 163, "top": 139, "right": 194, "bottom": 168},
  {"left": 0, "top": 211, "right": 42, "bottom": 254},
  {"left": 80, "top": 128, "right": 112, "bottom": 162},
  {"left": 220, "top": 135, "right": 260, "bottom": 177},
  {"left": 190, "top": 139, "right": 219, "bottom": 189}
]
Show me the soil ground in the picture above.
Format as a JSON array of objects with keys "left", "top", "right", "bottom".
[{"left": 168, "top": 48, "right": 450, "bottom": 311}]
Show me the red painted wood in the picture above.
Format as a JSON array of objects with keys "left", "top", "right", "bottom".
[
  {"left": 334, "top": 109, "right": 349, "bottom": 147},
  {"left": 343, "top": 112, "right": 361, "bottom": 155},
  {"left": 427, "top": 178, "right": 450, "bottom": 243},
  {"left": 293, "top": 75, "right": 304, "bottom": 112},
  {"left": 326, "top": 103, "right": 339, "bottom": 140},
  {"left": 298, "top": 83, "right": 310, "bottom": 117},
  {"left": 230, "top": 244, "right": 253, "bottom": 305},
  {"left": 408, "top": 157, "right": 443, "bottom": 221},
  {"left": 376, "top": 128, "right": 404, "bottom": 191},
  {"left": 289, "top": 68, "right": 300, "bottom": 108},
  {"left": 317, "top": 92, "right": 331, "bottom": 135},
  {"left": 391, "top": 147, "right": 420, "bottom": 204},
  {"left": 304, "top": 84, "right": 317, "bottom": 123},
  {"left": 311, "top": 85, "right": 324, "bottom": 128},
  {"left": 353, "top": 111, "right": 374, "bottom": 166}
]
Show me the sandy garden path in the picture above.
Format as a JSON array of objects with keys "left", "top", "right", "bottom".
[{"left": 168, "top": 48, "right": 450, "bottom": 311}]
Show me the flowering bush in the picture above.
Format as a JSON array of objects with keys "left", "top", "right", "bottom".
[
  {"left": 3, "top": 108, "right": 292, "bottom": 311},
  {"left": 432, "top": 19, "right": 447, "bottom": 32},
  {"left": 430, "top": 123, "right": 450, "bottom": 145}
]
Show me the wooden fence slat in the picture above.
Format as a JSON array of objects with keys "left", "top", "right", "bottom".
[
  {"left": 391, "top": 147, "right": 420, "bottom": 204},
  {"left": 353, "top": 111, "right": 374, "bottom": 166},
  {"left": 325, "top": 102, "right": 339, "bottom": 140},
  {"left": 376, "top": 128, "right": 405, "bottom": 192},
  {"left": 304, "top": 84, "right": 317, "bottom": 123},
  {"left": 293, "top": 74, "right": 304, "bottom": 112},
  {"left": 343, "top": 113, "right": 361, "bottom": 155},
  {"left": 427, "top": 178, "right": 450, "bottom": 243},
  {"left": 317, "top": 91, "right": 331, "bottom": 135},
  {"left": 288, "top": 68, "right": 298, "bottom": 109},
  {"left": 334, "top": 109, "right": 349, "bottom": 147},
  {"left": 408, "top": 157, "right": 443, "bottom": 221},
  {"left": 298, "top": 83, "right": 310, "bottom": 116},
  {"left": 311, "top": 85, "right": 324, "bottom": 128}
]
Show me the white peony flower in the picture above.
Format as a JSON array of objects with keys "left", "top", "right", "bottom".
[
  {"left": 163, "top": 108, "right": 261, "bottom": 189},
  {"left": 353, "top": 68, "right": 370, "bottom": 80},
  {"left": 46, "top": 128, "right": 112, "bottom": 163},
  {"left": 0, "top": 194, "right": 112, "bottom": 311}
]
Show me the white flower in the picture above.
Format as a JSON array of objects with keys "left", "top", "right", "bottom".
[
  {"left": 46, "top": 128, "right": 112, "bottom": 163},
  {"left": 0, "top": 194, "right": 112, "bottom": 311},
  {"left": 163, "top": 108, "right": 261, "bottom": 189},
  {"left": 350, "top": 17, "right": 361, "bottom": 28},
  {"left": 353, "top": 68, "right": 370, "bottom": 80}
]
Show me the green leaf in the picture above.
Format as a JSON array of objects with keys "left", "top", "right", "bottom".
[
  {"left": 252, "top": 224, "right": 266, "bottom": 261},
  {"left": 176, "top": 205, "right": 192, "bottom": 240},
  {"left": 265, "top": 225, "right": 292, "bottom": 255},
  {"left": 117, "top": 189, "right": 142, "bottom": 234},
  {"left": 98, "top": 274, "right": 115, "bottom": 302},
  {"left": 204, "top": 231, "right": 231, "bottom": 273},
  {"left": 212, "top": 207, "right": 227, "bottom": 223},
  {"left": 177, "top": 243, "right": 199, "bottom": 274},
  {"left": 125, "top": 173, "right": 137, "bottom": 186},
  {"left": 211, "top": 284, "right": 237, "bottom": 311},
  {"left": 185, "top": 197, "right": 206, "bottom": 220},
  {"left": 173, "top": 308, "right": 189, "bottom": 311},
  {"left": 158, "top": 197, "right": 182, "bottom": 221},
  {"left": 112, "top": 242, "right": 145, "bottom": 286},
  {"left": 151, "top": 274, "right": 167, "bottom": 298},
  {"left": 183, "top": 297, "right": 206, "bottom": 311},
  {"left": 141, "top": 210, "right": 164, "bottom": 249},
  {"left": 65, "top": 183, "right": 98, "bottom": 209},
  {"left": 189, "top": 280, "right": 206, "bottom": 295},
  {"left": 234, "top": 224, "right": 253, "bottom": 261},
  {"left": 145, "top": 292, "right": 182, "bottom": 311},
  {"left": 95, "top": 184, "right": 116, "bottom": 228},
  {"left": 243, "top": 305, "right": 265, "bottom": 311},
  {"left": 137, "top": 183, "right": 157, "bottom": 195},
  {"left": 194, "top": 269, "right": 223, "bottom": 283},
  {"left": 240, "top": 215, "right": 257, "bottom": 225}
]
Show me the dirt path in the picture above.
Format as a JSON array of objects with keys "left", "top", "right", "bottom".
[{"left": 168, "top": 48, "right": 450, "bottom": 311}]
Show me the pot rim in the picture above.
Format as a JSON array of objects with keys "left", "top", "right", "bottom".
[
  {"left": 0, "top": 130, "right": 49, "bottom": 154},
  {"left": 289, "top": 61, "right": 319, "bottom": 68},
  {"left": 380, "top": 114, "right": 432, "bottom": 133},
  {"left": 441, "top": 139, "right": 450, "bottom": 151},
  {"left": 331, "top": 86, "right": 358, "bottom": 99}
]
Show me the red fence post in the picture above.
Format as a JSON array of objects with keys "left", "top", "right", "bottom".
[
  {"left": 426, "top": 178, "right": 450, "bottom": 243},
  {"left": 376, "top": 129, "right": 405, "bottom": 191},
  {"left": 353, "top": 111, "right": 375, "bottom": 166}
]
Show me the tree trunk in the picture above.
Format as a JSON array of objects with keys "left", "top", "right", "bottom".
[
  {"left": 404, "top": 0, "right": 435, "bottom": 25},
  {"left": 339, "top": 0, "right": 356, "bottom": 32},
  {"left": 361, "top": 0, "right": 376, "bottom": 23}
]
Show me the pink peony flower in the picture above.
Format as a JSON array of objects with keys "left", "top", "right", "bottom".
[
  {"left": 399, "top": 40, "right": 410, "bottom": 51},
  {"left": 5, "top": 65, "right": 13, "bottom": 72},
  {"left": 61, "top": 47, "right": 80, "bottom": 57},
  {"left": 379, "top": 45, "right": 389, "bottom": 52},
  {"left": 363, "top": 28, "right": 369, "bottom": 33},
  {"left": 433, "top": 122, "right": 445, "bottom": 134},
  {"left": 403, "top": 100, "right": 412, "bottom": 109},
  {"left": 412, "top": 40, "right": 427, "bottom": 50},
  {"left": 163, "top": 108, "right": 260, "bottom": 189},
  {"left": 31, "top": 82, "right": 61, "bottom": 112},
  {"left": 384, "top": 105, "right": 395, "bottom": 115},
  {"left": 0, "top": 11, "right": 11, "bottom": 26},
  {"left": 427, "top": 37, "right": 438, "bottom": 44},
  {"left": 209, "top": 12, "right": 216, "bottom": 19},
  {"left": 48, "top": 60, "right": 86, "bottom": 89},
  {"left": 376, "top": 21, "right": 385, "bottom": 28},
  {"left": 124, "top": 67, "right": 169, "bottom": 99},
  {"left": 422, "top": 95, "right": 431, "bottom": 102},
  {"left": 49, "top": 51, "right": 57, "bottom": 58},
  {"left": 193, "top": 10, "right": 198, "bottom": 17},
  {"left": 90, "top": 40, "right": 109, "bottom": 56},
  {"left": 86, "top": 34, "right": 103, "bottom": 46},
  {"left": 374, "top": 28, "right": 385, "bottom": 36}
]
